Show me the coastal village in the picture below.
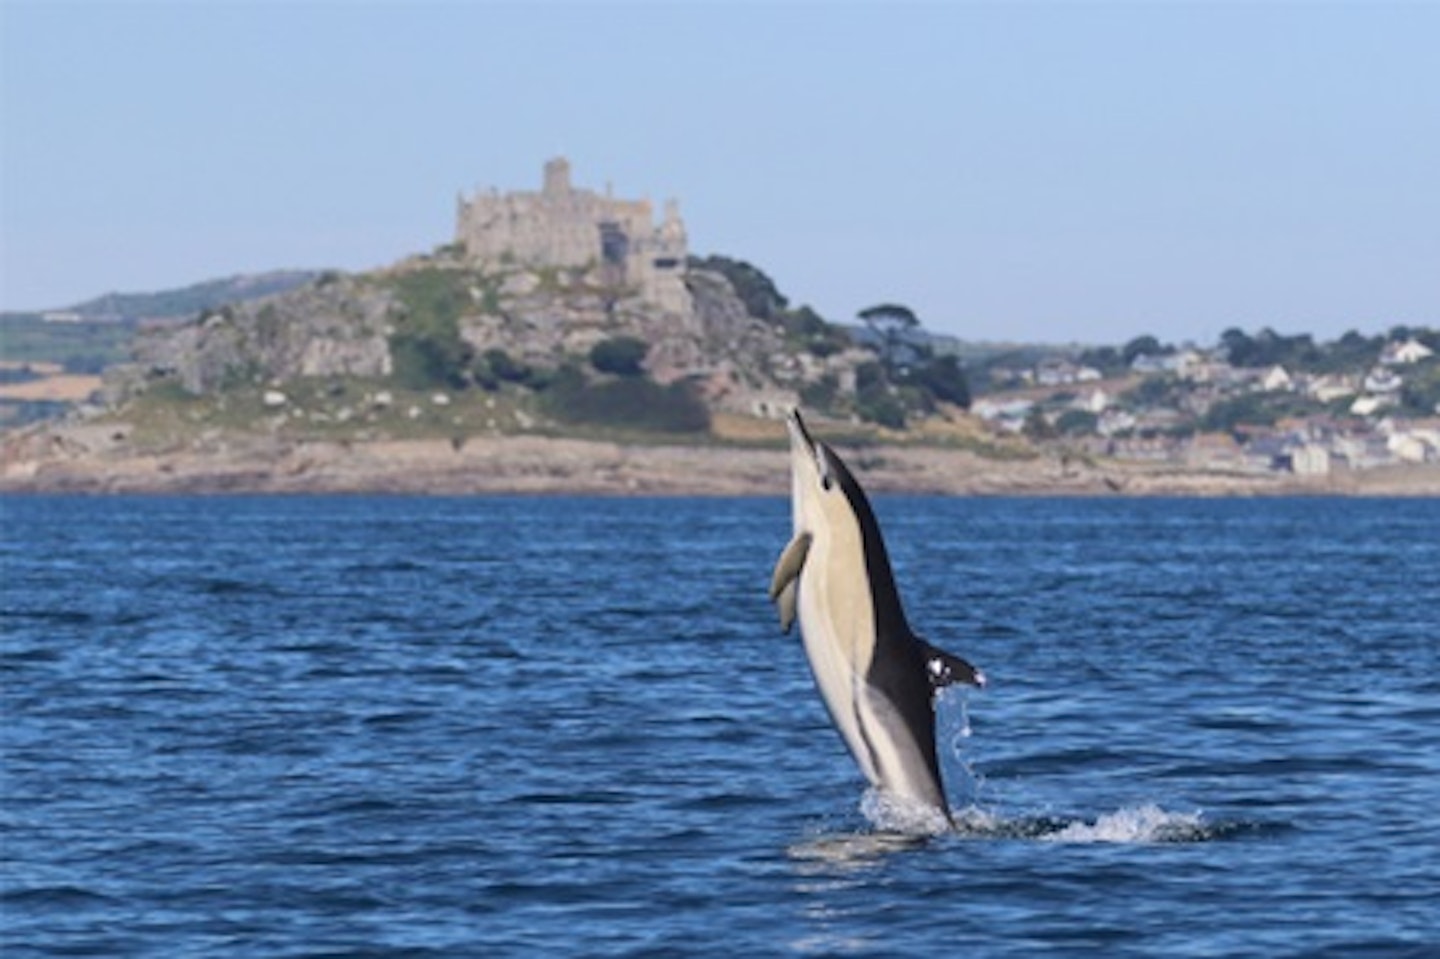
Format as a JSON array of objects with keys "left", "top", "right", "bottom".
[
  {"left": 1, "top": 157, "right": 1436, "bottom": 493},
  {"left": 968, "top": 332, "right": 1440, "bottom": 478}
]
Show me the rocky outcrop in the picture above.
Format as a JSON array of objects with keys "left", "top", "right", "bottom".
[
  {"left": 120, "top": 255, "right": 862, "bottom": 420},
  {"left": 128, "top": 275, "right": 394, "bottom": 394},
  {"left": 449, "top": 261, "right": 827, "bottom": 413}
]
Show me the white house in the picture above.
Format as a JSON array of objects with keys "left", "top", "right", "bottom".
[
  {"left": 1350, "top": 394, "right": 1395, "bottom": 417},
  {"left": 1097, "top": 408, "right": 1138, "bottom": 437},
  {"left": 1380, "top": 338, "right": 1435, "bottom": 366},
  {"left": 1384, "top": 422, "right": 1440, "bottom": 463},
  {"left": 1290, "top": 445, "right": 1332, "bottom": 476},
  {"left": 1387, "top": 432, "right": 1436, "bottom": 463},
  {"left": 1305, "top": 374, "right": 1358, "bottom": 404},
  {"left": 1074, "top": 389, "right": 1111, "bottom": 414},
  {"left": 973, "top": 398, "right": 1034, "bottom": 433},
  {"left": 1364, "top": 368, "right": 1404, "bottom": 394},
  {"left": 1260, "top": 366, "right": 1294, "bottom": 392},
  {"left": 1170, "top": 349, "right": 1209, "bottom": 380}
]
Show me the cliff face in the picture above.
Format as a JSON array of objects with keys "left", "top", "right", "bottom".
[{"left": 129, "top": 275, "right": 394, "bottom": 394}]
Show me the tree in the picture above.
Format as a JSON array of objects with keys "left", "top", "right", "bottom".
[
  {"left": 1307, "top": 329, "right": 1382, "bottom": 374},
  {"left": 1078, "top": 345, "right": 1124, "bottom": 376},
  {"left": 853, "top": 360, "right": 906, "bottom": 428},
  {"left": 589, "top": 336, "right": 649, "bottom": 377},
  {"left": 780, "top": 305, "right": 850, "bottom": 356},
  {"left": 858, "top": 303, "right": 921, "bottom": 372},
  {"left": 687, "top": 255, "right": 788, "bottom": 321},
  {"left": 912, "top": 354, "right": 971, "bottom": 409},
  {"left": 1122, "top": 334, "right": 1163, "bottom": 366},
  {"left": 1219, "top": 328, "right": 1254, "bottom": 366}
]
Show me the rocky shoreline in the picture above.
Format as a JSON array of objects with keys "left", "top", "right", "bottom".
[{"left": 4, "top": 422, "right": 1437, "bottom": 497}]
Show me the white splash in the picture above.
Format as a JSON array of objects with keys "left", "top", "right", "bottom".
[
  {"left": 938, "top": 688, "right": 987, "bottom": 810},
  {"left": 936, "top": 686, "right": 973, "bottom": 740},
  {"left": 949, "top": 804, "right": 1006, "bottom": 837},
  {"left": 1041, "top": 803, "right": 1207, "bottom": 844},
  {"left": 858, "top": 788, "right": 952, "bottom": 837}
]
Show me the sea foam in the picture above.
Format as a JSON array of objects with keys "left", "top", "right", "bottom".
[
  {"left": 858, "top": 788, "right": 953, "bottom": 836},
  {"left": 1040, "top": 803, "right": 1209, "bottom": 844}
]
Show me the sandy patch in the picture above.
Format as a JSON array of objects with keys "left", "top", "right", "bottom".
[{"left": 0, "top": 374, "right": 104, "bottom": 402}]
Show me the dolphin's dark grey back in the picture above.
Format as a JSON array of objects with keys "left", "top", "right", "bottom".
[{"left": 824, "top": 443, "right": 946, "bottom": 796}]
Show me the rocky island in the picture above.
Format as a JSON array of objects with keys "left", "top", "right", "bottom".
[{"left": 3, "top": 158, "right": 1437, "bottom": 496}]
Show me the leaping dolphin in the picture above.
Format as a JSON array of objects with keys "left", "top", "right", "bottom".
[{"left": 770, "top": 409, "right": 985, "bottom": 821}]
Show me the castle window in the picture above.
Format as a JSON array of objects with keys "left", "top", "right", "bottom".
[
  {"left": 599, "top": 222, "right": 629, "bottom": 264},
  {"left": 653, "top": 257, "right": 679, "bottom": 270}
]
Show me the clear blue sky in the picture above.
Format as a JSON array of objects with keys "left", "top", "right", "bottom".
[{"left": 2, "top": 1, "right": 1436, "bottom": 345}]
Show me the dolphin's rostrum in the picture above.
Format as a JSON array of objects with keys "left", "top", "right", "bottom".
[{"left": 771, "top": 409, "right": 984, "bottom": 821}]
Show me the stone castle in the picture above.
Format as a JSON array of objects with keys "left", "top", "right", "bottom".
[{"left": 454, "top": 158, "right": 691, "bottom": 314}]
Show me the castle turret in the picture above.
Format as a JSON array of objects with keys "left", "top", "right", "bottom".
[
  {"left": 660, "top": 199, "right": 686, "bottom": 251},
  {"left": 543, "top": 157, "right": 572, "bottom": 196}
]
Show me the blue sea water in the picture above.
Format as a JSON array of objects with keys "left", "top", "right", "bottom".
[{"left": 2, "top": 494, "right": 1438, "bottom": 958}]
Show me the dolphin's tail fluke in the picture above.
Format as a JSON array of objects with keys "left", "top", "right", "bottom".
[{"left": 920, "top": 640, "right": 986, "bottom": 690}]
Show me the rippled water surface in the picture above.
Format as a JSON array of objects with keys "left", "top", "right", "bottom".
[{"left": 3, "top": 495, "right": 1438, "bottom": 957}]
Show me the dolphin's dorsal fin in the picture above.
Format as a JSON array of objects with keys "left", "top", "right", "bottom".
[
  {"left": 769, "top": 532, "right": 812, "bottom": 633},
  {"left": 920, "top": 640, "right": 986, "bottom": 691}
]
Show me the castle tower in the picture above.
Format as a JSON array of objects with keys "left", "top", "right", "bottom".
[
  {"left": 543, "top": 157, "right": 571, "bottom": 196},
  {"left": 659, "top": 199, "right": 686, "bottom": 253}
]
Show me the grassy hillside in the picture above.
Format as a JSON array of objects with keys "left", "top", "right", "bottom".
[
  {"left": 0, "top": 315, "right": 137, "bottom": 373},
  {"left": 63, "top": 270, "right": 322, "bottom": 320}
]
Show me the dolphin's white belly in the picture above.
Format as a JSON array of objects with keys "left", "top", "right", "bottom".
[
  {"left": 795, "top": 533, "right": 881, "bottom": 787},
  {"left": 796, "top": 536, "right": 942, "bottom": 806}
]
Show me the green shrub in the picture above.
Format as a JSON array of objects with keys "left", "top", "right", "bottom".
[
  {"left": 1055, "top": 409, "right": 1099, "bottom": 436},
  {"left": 474, "top": 348, "right": 533, "bottom": 390},
  {"left": 799, "top": 374, "right": 840, "bottom": 413},
  {"left": 386, "top": 269, "right": 473, "bottom": 389},
  {"left": 589, "top": 336, "right": 649, "bottom": 377},
  {"left": 544, "top": 374, "right": 710, "bottom": 433},
  {"left": 855, "top": 387, "right": 906, "bottom": 430},
  {"left": 391, "top": 333, "right": 468, "bottom": 390},
  {"left": 1400, "top": 363, "right": 1440, "bottom": 414},
  {"left": 1200, "top": 391, "right": 1314, "bottom": 432}
]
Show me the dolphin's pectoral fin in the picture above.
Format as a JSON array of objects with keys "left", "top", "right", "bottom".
[
  {"left": 920, "top": 640, "right": 986, "bottom": 692},
  {"left": 776, "top": 579, "right": 799, "bottom": 634},
  {"left": 769, "top": 532, "right": 812, "bottom": 599},
  {"left": 769, "top": 533, "right": 812, "bottom": 633}
]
